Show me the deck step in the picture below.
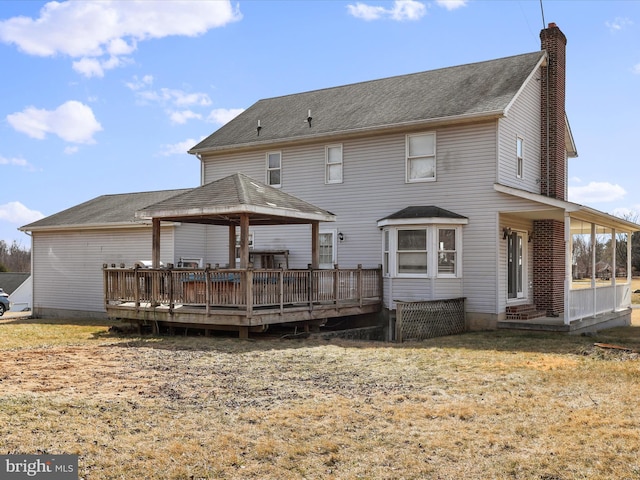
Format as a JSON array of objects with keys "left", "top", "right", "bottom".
[{"left": 506, "top": 304, "right": 547, "bottom": 320}]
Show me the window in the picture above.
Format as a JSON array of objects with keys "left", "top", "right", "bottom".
[
  {"left": 516, "top": 136, "right": 524, "bottom": 179},
  {"left": 383, "top": 230, "right": 390, "bottom": 276},
  {"left": 319, "top": 230, "right": 336, "bottom": 269},
  {"left": 437, "top": 228, "right": 456, "bottom": 275},
  {"left": 325, "top": 145, "right": 343, "bottom": 184},
  {"left": 507, "top": 230, "right": 525, "bottom": 299},
  {"left": 266, "top": 151, "right": 281, "bottom": 187},
  {"left": 380, "top": 225, "right": 463, "bottom": 278},
  {"left": 397, "top": 229, "right": 428, "bottom": 274},
  {"left": 406, "top": 133, "right": 436, "bottom": 182},
  {"left": 235, "top": 231, "right": 254, "bottom": 264}
]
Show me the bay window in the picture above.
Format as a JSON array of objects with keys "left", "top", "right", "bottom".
[{"left": 381, "top": 225, "right": 462, "bottom": 278}]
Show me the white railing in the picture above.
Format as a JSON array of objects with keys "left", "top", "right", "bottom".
[{"left": 568, "top": 282, "right": 631, "bottom": 322}]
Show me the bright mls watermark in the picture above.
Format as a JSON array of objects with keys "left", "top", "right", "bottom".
[{"left": 0, "top": 455, "right": 78, "bottom": 479}]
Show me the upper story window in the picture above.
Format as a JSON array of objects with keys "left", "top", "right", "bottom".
[
  {"left": 406, "top": 132, "right": 436, "bottom": 183},
  {"left": 516, "top": 136, "right": 524, "bottom": 179},
  {"left": 325, "top": 145, "right": 343, "bottom": 184},
  {"left": 266, "top": 151, "right": 281, "bottom": 187}
]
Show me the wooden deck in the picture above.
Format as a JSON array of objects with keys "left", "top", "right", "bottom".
[{"left": 104, "top": 266, "right": 383, "bottom": 336}]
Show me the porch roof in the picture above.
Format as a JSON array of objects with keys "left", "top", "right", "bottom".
[
  {"left": 136, "top": 172, "right": 336, "bottom": 225},
  {"left": 494, "top": 183, "right": 640, "bottom": 232}
]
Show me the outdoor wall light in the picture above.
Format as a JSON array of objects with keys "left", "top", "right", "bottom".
[
  {"left": 502, "top": 227, "right": 512, "bottom": 239},
  {"left": 338, "top": 232, "right": 344, "bottom": 242}
]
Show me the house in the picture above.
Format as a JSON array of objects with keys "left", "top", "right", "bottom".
[
  {"left": 21, "top": 23, "right": 640, "bottom": 336},
  {"left": 0, "top": 272, "right": 31, "bottom": 311}
]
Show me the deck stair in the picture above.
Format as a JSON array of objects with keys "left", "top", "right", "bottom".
[{"left": 506, "top": 304, "right": 546, "bottom": 321}]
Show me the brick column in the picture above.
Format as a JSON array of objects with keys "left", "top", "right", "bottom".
[{"left": 532, "top": 219, "right": 565, "bottom": 316}]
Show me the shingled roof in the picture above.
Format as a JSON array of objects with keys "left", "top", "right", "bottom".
[
  {"left": 136, "top": 173, "right": 335, "bottom": 225},
  {"left": 20, "top": 189, "right": 190, "bottom": 232},
  {"left": 190, "top": 51, "right": 546, "bottom": 153}
]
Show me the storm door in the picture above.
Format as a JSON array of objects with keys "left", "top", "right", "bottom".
[{"left": 507, "top": 231, "right": 525, "bottom": 299}]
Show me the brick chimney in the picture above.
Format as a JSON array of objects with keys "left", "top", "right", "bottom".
[
  {"left": 533, "top": 23, "right": 568, "bottom": 317},
  {"left": 539, "top": 22, "right": 567, "bottom": 200}
]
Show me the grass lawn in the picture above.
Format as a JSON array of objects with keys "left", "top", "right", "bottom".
[{"left": 1, "top": 308, "right": 639, "bottom": 479}]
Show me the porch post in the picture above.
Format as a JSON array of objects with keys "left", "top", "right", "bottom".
[
  {"left": 564, "top": 213, "right": 571, "bottom": 325},
  {"left": 311, "top": 221, "right": 319, "bottom": 269},
  {"left": 611, "top": 227, "right": 617, "bottom": 313},
  {"left": 628, "top": 229, "right": 633, "bottom": 285},
  {"left": 152, "top": 218, "right": 161, "bottom": 268},
  {"left": 228, "top": 224, "right": 236, "bottom": 268},
  {"left": 239, "top": 213, "right": 250, "bottom": 269}
]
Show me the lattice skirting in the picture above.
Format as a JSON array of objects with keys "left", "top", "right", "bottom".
[{"left": 395, "top": 298, "right": 466, "bottom": 342}]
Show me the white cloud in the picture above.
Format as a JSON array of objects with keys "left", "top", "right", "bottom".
[
  {"left": 633, "top": 64, "right": 640, "bottom": 75},
  {"left": 126, "top": 75, "right": 154, "bottom": 91},
  {"left": 605, "top": 17, "right": 633, "bottom": 32},
  {"left": 347, "top": 1, "right": 427, "bottom": 21},
  {"left": 435, "top": 0, "right": 467, "bottom": 11},
  {"left": 135, "top": 87, "right": 212, "bottom": 108},
  {"left": 0, "top": 155, "right": 29, "bottom": 167},
  {"left": 7, "top": 101, "right": 103, "bottom": 144},
  {"left": 0, "top": 1, "right": 242, "bottom": 77},
  {"left": 568, "top": 181, "right": 627, "bottom": 204},
  {"left": 158, "top": 138, "right": 203, "bottom": 156},
  {"left": 207, "top": 108, "right": 244, "bottom": 124},
  {"left": 64, "top": 146, "right": 79, "bottom": 155},
  {"left": 169, "top": 110, "right": 202, "bottom": 125},
  {"left": 0, "top": 201, "right": 44, "bottom": 225}
]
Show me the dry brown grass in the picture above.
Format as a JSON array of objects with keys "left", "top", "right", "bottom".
[{"left": 1, "top": 311, "right": 640, "bottom": 479}]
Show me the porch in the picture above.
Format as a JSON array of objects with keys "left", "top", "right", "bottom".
[
  {"left": 104, "top": 265, "right": 383, "bottom": 337},
  {"left": 498, "top": 281, "right": 633, "bottom": 333}
]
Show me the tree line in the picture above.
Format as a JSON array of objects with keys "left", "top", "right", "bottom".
[{"left": 0, "top": 240, "right": 30, "bottom": 273}]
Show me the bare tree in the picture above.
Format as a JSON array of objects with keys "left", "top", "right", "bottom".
[{"left": 0, "top": 240, "right": 30, "bottom": 272}]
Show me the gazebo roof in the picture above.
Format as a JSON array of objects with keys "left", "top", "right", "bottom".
[{"left": 136, "top": 172, "right": 336, "bottom": 225}]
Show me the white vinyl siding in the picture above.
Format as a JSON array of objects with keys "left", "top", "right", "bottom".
[
  {"left": 31, "top": 227, "right": 176, "bottom": 315},
  {"left": 498, "top": 69, "right": 541, "bottom": 192},
  {"left": 200, "top": 121, "right": 518, "bottom": 314}
]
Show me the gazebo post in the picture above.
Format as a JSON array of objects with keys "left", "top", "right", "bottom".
[
  {"left": 228, "top": 224, "right": 236, "bottom": 268},
  {"left": 152, "top": 218, "right": 161, "bottom": 268},
  {"left": 311, "top": 221, "right": 319, "bottom": 269},
  {"left": 239, "top": 213, "right": 250, "bottom": 269}
]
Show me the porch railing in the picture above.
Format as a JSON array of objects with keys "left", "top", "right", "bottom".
[
  {"left": 104, "top": 265, "right": 382, "bottom": 314},
  {"left": 568, "top": 282, "right": 631, "bottom": 322}
]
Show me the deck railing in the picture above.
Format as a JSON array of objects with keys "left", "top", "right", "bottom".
[{"left": 104, "top": 265, "right": 382, "bottom": 314}]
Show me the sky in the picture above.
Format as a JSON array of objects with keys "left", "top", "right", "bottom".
[{"left": 1, "top": 0, "right": 639, "bottom": 248}]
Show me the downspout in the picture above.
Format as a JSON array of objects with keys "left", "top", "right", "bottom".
[
  {"left": 564, "top": 213, "right": 571, "bottom": 324},
  {"left": 196, "top": 153, "right": 204, "bottom": 185}
]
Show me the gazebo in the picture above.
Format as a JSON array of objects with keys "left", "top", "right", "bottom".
[{"left": 103, "top": 173, "right": 383, "bottom": 337}]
